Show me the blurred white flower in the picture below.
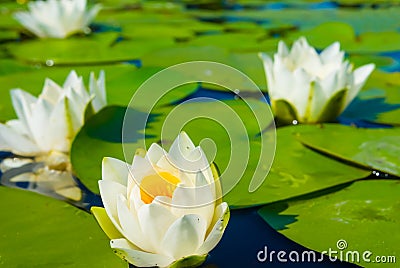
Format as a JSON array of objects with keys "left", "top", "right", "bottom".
[
  {"left": 0, "top": 70, "right": 106, "bottom": 200},
  {"left": 14, "top": 0, "right": 101, "bottom": 39},
  {"left": 259, "top": 37, "right": 375, "bottom": 124},
  {"left": 92, "top": 132, "right": 229, "bottom": 268}
]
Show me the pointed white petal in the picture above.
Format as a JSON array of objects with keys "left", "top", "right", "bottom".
[
  {"left": 137, "top": 203, "right": 176, "bottom": 252},
  {"left": 131, "top": 155, "right": 156, "bottom": 183},
  {"left": 45, "top": 97, "right": 72, "bottom": 152},
  {"left": 320, "top": 41, "right": 341, "bottom": 63},
  {"left": 98, "top": 180, "right": 127, "bottom": 233},
  {"left": 102, "top": 157, "right": 129, "bottom": 186},
  {"left": 0, "top": 124, "right": 39, "bottom": 155},
  {"left": 146, "top": 143, "right": 167, "bottom": 164},
  {"left": 116, "top": 194, "right": 153, "bottom": 252},
  {"left": 89, "top": 70, "right": 107, "bottom": 112},
  {"left": 346, "top": 63, "right": 375, "bottom": 106},
  {"left": 160, "top": 214, "right": 207, "bottom": 260},
  {"left": 196, "top": 202, "right": 229, "bottom": 255}
]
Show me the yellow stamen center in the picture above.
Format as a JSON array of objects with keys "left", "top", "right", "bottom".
[{"left": 140, "top": 171, "right": 180, "bottom": 204}]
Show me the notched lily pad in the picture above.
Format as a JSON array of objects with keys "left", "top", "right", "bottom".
[
  {"left": 259, "top": 180, "right": 400, "bottom": 268},
  {"left": 0, "top": 186, "right": 126, "bottom": 267},
  {"left": 296, "top": 124, "right": 400, "bottom": 177},
  {"left": 71, "top": 106, "right": 158, "bottom": 194}
]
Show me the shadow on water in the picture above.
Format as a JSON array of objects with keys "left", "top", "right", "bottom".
[{"left": 339, "top": 97, "right": 400, "bottom": 128}]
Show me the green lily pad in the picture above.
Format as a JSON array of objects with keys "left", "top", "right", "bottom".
[
  {"left": 0, "top": 59, "right": 36, "bottom": 75},
  {"left": 0, "top": 65, "right": 197, "bottom": 122},
  {"left": 296, "top": 124, "right": 400, "bottom": 177},
  {"left": 347, "top": 54, "right": 393, "bottom": 70},
  {"left": 96, "top": 9, "right": 192, "bottom": 28},
  {"left": 289, "top": 21, "right": 400, "bottom": 53},
  {"left": 145, "top": 102, "right": 369, "bottom": 208},
  {"left": 0, "top": 29, "right": 18, "bottom": 40},
  {"left": 258, "top": 180, "right": 400, "bottom": 268},
  {"left": 0, "top": 186, "right": 126, "bottom": 267},
  {"left": 121, "top": 24, "right": 193, "bottom": 39},
  {"left": 186, "top": 32, "right": 277, "bottom": 53},
  {"left": 6, "top": 32, "right": 175, "bottom": 65},
  {"left": 142, "top": 47, "right": 267, "bottom": 91},
  {"left": 71, "top": 106, "right": 158, "bottom": 194}
]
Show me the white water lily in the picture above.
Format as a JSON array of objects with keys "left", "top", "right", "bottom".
[
  {"left": 14, "top": 0, "right": 101, "bottom": 39},
  {"left": 259, "top": 37, "right": 375, "bottom": 124},
  {"left": 0, "top": 70, "right": 106, "bottom": 200},
  {"left": 92, "top": 132, "right": 229, "bottom": 268}
]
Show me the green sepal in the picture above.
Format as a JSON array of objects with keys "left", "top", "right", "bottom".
[
  {"left": 91, "top": 206, "right": 123, "bottom": 240},
  {"left": 315, "top": 89, "right": 347, "bottom": 123},
  {"left": 168, "top": 254, "right": 208, "bottom": 268},
  {"left": 272, "top": 99, "right": 299, "bottom": 126}
]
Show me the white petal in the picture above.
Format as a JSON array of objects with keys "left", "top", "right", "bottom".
[
  {"left": 111, "top": 238, "right": 174, "bottom": 268},
  {"left": 171, "top": 174, "right": 215, "bottom": 227},
  {"left": 277, "top": 40, "right": 289, "bottom": 57},
  {"left": 0, "top": 124, "right": 40, "bottom": 155},
  {"left": 146, "top": 143, "right": 167, "bottom": 164},
  {"left": 89, "top": 70, "right": 107, "bottom": 112},
  {"left": 138, "top": 203, "right": 176, "bottom": 252},
  {"left": 160, "top": 214, "right": 207, "bottom": 260},
  {"left": 320, "top": 41, "right": 341, "bottom": 63},
  {"left": 116, "top": 194, "right": 153, "bottom": 252},
  {"left": 168, "top": 133, "right": 209, "bottom": 173},
  {"left": 168, "top": 132, "right": 195, "bottom": 160},
  {"left": 131, "top": 155, "right": 156, "bottom": 183},
  {"left": 13, "top": 12, "right": 46, "bottom": 38},
  {"left": 196, "top": 202, "right": 229, "bottom": 255},
  {"left": 46, "top": 97, "right": 73, "bottom": 152},
  {"left": 346, "top": 63, "right": 375, "bottom": 106},
  {"left": 40, "top": 79, "right": 63, "bottom": 104},
  {"left": 102, "top": 157, "right": 129, "bottom": 186},
  {"left": 128, "top": 184, "right": 145, "bottom": 212},
  {"left": 258, "top": 52, "right": 275, "bottom": 95},
  {"left": 98, "top": 180, "right": 127, "bottom": 233},
  {"left": 10, "top": 89, "right": 36, "bottom": 132}
]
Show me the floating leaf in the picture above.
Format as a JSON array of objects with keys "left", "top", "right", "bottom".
[
  {"left": 6, "top": 32, "right": 175, "bottom": 65},
  {"left": 296, "top": 124, "right": 400, "bottom": 177},
  {"left": 146, "top": 102, "right": 369, "bottom": 208},
  {"left": 259, "top": 180, "right": 400, "bottom": 268},
  {"left": 0, "top": 186, "right": 126, "bottom": 267},
  {"left": 71, "top": 106, "right": 159, "bottom": 194},
  {"left": 142, "top": 47, "right": 267, "bottom": 91}
]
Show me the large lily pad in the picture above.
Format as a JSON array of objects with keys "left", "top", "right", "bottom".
[
  {"left": 146, "top": 102, "right": 369, "bottom": 208},
  {"left": 296, "top": 124, "right": 400, "bottom": 177},
  {"left": 6, "top": 32, "right": 175, "bottom": 65},
  {"left": 288, "top": 21, "right": 400, "bottom": 53},
  {"left": 71, "top": 105, "right": 159, "bottom": 194},
  {"left": 142, "top": 46, "right": 267, "bottom": 91},
  {"left": 0, "top": 186, "right": 126, "bottom": 267},
  {"left": 258, "top": 180, "right": 400, "bottom": 268}
]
